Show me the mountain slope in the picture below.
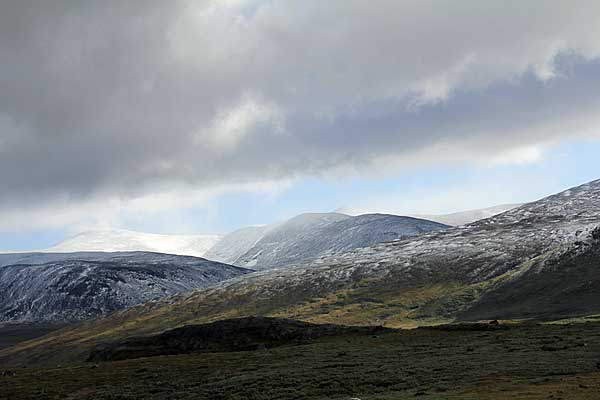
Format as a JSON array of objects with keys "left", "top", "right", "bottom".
[
  {"left": 2, "top": 179, "right": 600, "bottom": 365},
  {"left": 414, "top": 203, "right": 522, "bottom": 226},
  {"left": 458, "top": 228, "right": 600, "bottom": 321},
  {"left": 310, "top": 213, "right": 450, "bottom": 257},
  {"left": 233, "top": 213, "right": 350, "bottom": 268},
  {"left": 203, "top": 225, "right": 272, "bottom": 265},
  {"left": 224, "top": 212, "right": 448, "bottom": 269},
  {"left": 46, "top": 229, "right": 221, "bottom": 257},
  {"left": 0, "top": 252, "right": 251, "bottom": 323}
]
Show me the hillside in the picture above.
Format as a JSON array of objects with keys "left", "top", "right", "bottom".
[
  {"left": 45, "top": 230, "right": 221, "bottom": 258},
  {"left": 1, "top": 179, "right": 600, "bottom": 366},
  {"left": 0, "top": 252, "right": 251, "bottom": 323}
]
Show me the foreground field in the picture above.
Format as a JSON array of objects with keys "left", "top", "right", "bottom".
[{"left": 1, "top": 320, "right": 600, "bottom": 399}]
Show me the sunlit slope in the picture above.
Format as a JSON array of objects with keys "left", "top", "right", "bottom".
[{"left": 46, "top": 230, "right": 221, "bottom": 258}]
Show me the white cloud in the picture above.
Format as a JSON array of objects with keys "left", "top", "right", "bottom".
[
  {"left": 0, "top": 180, "right": 292, "bottom": 234},
  {"left": 335, "top": 172, "right": 555, "bottom": 217},
  {"left": 201, "top": 95, "right": 285, "bottom": 150},
  {"left": 2, "top": 1, "right": 600, "bottom": 230},
  {"left": 488, "top": 146, "right": 544, "bottom": 166}
]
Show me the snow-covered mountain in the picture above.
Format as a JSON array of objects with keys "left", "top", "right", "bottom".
[
  {"left": 414, "top": 203, "right": 523, "bottom": 226},
  {"left": 46, "top": 229, "right": 221, "bottom": 257},
  {"left": 0, "top": 252, "right": 251, "bottom": 322},
  {"left": 233, "top": 213, "right": 350, "bottom": 268},
  {"left": 210, "top": 212, "right": 449, "bottom": 269},
  {"left": 204, "top": 225, "right": 272, "bottom": 265}
]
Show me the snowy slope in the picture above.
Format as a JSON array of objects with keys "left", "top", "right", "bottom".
[
  {"left": 203, "top": 214, "right": 352, "bottom": 267},
  {"left": 46, "top": 229, "right": 221, "bottom": 257},
  {"left": 0, "top": 252, "right": 251, "bottom": 322},
  {"left": 230, "top": 213, "right": 448, "bottom": 269},
  {"left": 413, "top": 203, "right": 522, "bottom": 226},
  {"left": 234, "top": 213, "right": 350, "bottom": 268},
  {"left": 203, "top": 225, "right": 272, "bottom": 265},
  {"left": 289, "top": 180, "right": 600, "bottom": 288}
]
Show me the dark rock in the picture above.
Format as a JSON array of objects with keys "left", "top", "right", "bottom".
[{"left": 87, "top": 316, "right": 394, "bottom": 362}]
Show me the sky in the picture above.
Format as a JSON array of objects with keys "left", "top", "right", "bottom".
[{"left": 1, "top": 1, "right": 600, "bottom": 251}]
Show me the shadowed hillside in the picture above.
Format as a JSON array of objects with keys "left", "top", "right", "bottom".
[{"left": 0, "top": 252, "right": 252, "bottom": 323}]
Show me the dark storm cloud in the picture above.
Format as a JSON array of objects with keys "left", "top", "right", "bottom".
[{"left": 1, "top": 0, "right": 600, "bottom": 212}]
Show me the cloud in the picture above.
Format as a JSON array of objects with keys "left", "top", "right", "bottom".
[
  {"left": 201, "top": 95, "right": 285, "bottom": 150},
  {"left": 487, "top": 146, "right": 544, "bottom": 166},
  {"left": 2, "top": 0, "right": 600, "bottom": 228},
  {"left": 0, "top": 179, "right": 291, "bottom": 233}
]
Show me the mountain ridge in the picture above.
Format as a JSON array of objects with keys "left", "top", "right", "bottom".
[{"left": 9, "top": 205, "right": 516, "bottom": 262}]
